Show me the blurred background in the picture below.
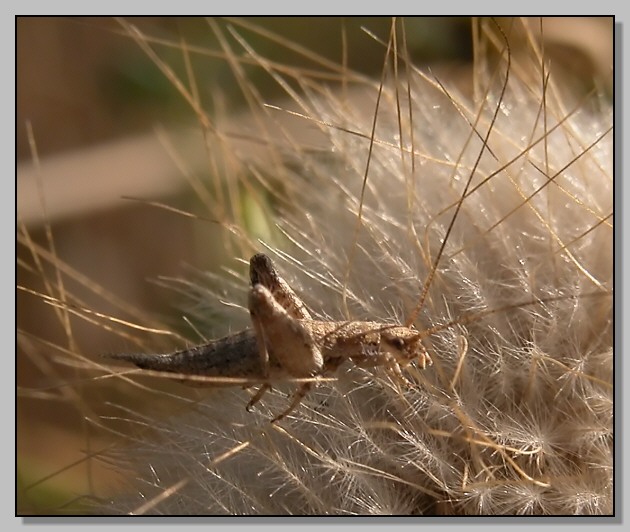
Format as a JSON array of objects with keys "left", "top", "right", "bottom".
[{"left": 17, "top": 17, "right": 613, "bottom": 514}]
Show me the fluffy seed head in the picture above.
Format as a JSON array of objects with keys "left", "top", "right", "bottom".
[{"left": 18, "top": 17, "right": 612, "bottom": 516}]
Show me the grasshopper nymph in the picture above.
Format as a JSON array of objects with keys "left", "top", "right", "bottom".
[{"left": 109, "top": 253, "right": 432, "bottom": 422}]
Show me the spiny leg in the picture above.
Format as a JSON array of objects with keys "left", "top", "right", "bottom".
[
  {"left": 385, "top": 359, "right": 414, "bottom": 389},
  {"left": 246, "top": 383, "right": 272, "bottom": 412},
  {"left": 377, "top": 353, "right": 418, "bottom": 389},
  {"left": 352, "top": 354, "right": 412, "bottom": 388},
  {"left": 271, "top": 382, "right": 313, "bottom": 424}
]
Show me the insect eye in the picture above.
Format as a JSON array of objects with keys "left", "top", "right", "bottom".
[{"left": 391, "top": 337, "right": 405, "bottom": 349}]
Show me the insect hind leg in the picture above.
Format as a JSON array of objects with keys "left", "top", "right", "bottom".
[{"left": 249, "top": 253, "right": 311, "bottom": 320}]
